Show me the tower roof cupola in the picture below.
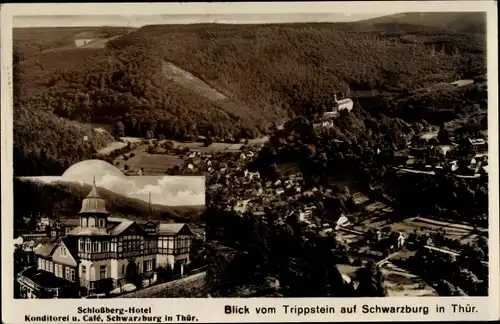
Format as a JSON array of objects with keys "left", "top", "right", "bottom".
[{"left": 79, "top": 178, "right": 108, "bottom": 215}]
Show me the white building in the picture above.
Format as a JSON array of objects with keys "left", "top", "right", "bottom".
[
  {"left": 74, "top": 39, "right": 95, "bottom": 47},
  {"left": 324, "top": 95, "right": 354, "bottom": 117},
  {"left": 17, "top": 180, "right": 195, "bottom": 298}
]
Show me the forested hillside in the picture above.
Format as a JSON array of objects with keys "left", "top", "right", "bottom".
[
  {"left": 13, "top": 26, "right": 135, "bottom": 61},
  {"left": 14, "top": 178, "right": 205, "bottom": 232},
  {"left": 358, "top": 12, "right": 486, "bottom": 33},
  {"left": 13, "top": 16, "right": 486, "bottom": 175}
]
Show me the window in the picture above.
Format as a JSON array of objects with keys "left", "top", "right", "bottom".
[
  {"left": 70, "top": 269, "right": 76, "bottom": 282},
  {"left": 79, "top": 239, "right": 84, "bottom": 252},
  {"left": 86, "top": 239, "right": 91, "bottom": 253},
  {"left": 49, "top": 262, "right": 54, "bottom": 273},
  {"left": 82, "top": 217, "right": 88, "bottom": 227},
  {"left": 38, "top": 258, "right": 42, "bottom": 269},
  {"left": 175, "top": 236, "right": 190, "bottom": 254},
  {"left": 82, "top": 265, "right": 87, "bottom": 279},
  {"left": 89, "top": 217, "right": 95, "bottom": 227},
  {"left": 102, "top": 241, "right": 109, "bottom": 252},
  {"left": 93, "top": 242, "right": 100, "bottom": 253},
  {"left": 61, "top": 247, "right": 66, "bottom": 256},
  {"left": 121, "top": 265, "right": 125, "bottom": 275},
  {"left": 66, "top": 267, "right": 70, "bottom": 280},
  {"left": 41, "top": 259, "right": 46, "bottom": 271},
  {"left": 99, "top": 219, "right": 104, "bottom": 228},
  {"left": 144, "top": 260, "right": 153, "bottom": 272},
  {"left": 99, "top": 265, "right": 107, "bottom": 279}
]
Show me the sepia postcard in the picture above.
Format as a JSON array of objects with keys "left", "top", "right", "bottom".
[{"left": 1, "top": 1, "right": 499, "bottom": 323}]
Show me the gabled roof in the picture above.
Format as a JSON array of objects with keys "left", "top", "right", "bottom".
[
  {"left": 158, "top": 223, "right": 193, "bottom": 236},
  {"left": 34, "top": 242, "right": 57, "bottom": 257},
  {"left": 108, "top": 219, "right": 135, "bottom": 236},
  {"left": 52, "top": 236, "right": 79, "bottom": 267},
  {"left": 59, "top": 236, "right": 78, "bottom": 258}
]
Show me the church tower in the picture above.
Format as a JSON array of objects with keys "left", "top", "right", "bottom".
[{"left": 79, "top": 178, "right": 109, "bottom": 230}]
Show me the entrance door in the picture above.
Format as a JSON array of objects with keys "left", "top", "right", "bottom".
[
  {"left": 125, "top": 262, "right": 137, "bottom": 282},
  {"left": 175, "top": 259, "right": 186, "bottom": 276}
]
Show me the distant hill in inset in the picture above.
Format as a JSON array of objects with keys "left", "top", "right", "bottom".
[
  {"left": 14, "top": 177, "right": 205, "bottom": 225},
  {"left": 357, "top": 12, "right": 486, "bottom": 34},
  {"left": 13, "top": 26, "right": 136, "bottom": 60}
]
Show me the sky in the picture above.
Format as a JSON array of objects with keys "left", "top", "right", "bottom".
[
  {"left": 13, "top": 13, "right": 392, "bottom": 28},
  {"left": 19, "top": 160, "right": 205, "bottom": 207}
]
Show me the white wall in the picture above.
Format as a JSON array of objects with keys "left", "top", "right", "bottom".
[
  {"left": 80, "top": 259, "right": 112, "bottom": 281},
  {"left": 110, "top": 259, "right": 129, "bottom": 280},
  {"left": 156, "top": 255, "right": 169, "bottom": 268}
]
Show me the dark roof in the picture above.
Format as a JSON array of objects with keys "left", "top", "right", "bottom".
[{"left": 19, "top": 267, "right": 70, "bottom": 289}]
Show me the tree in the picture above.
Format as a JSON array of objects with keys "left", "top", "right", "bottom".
[
  {"left": 353, "top": 262, "right": 387, "bottom": 297},
  {"left": 113, "top": 121, "right": 126, "bottom": 138},
  {"left": 437, "top": 122, "right": 450, "bottom": 144},
  {"left": 204, "top": 137, "right": 214, "bottom": 147},
  {"left": 156, "top": 266, "right": 174, "bottom": 283}
]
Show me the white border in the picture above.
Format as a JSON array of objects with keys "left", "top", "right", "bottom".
[{"left": 1, "top": 2, "right": 499, "bottom": 323}]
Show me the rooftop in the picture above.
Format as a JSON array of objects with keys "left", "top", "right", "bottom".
[{"left": 18, "top": 266, "right": 70, "bottom": 289}]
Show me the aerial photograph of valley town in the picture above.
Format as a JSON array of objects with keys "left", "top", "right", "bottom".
[{"left": 12, "top": 11, "right": 489, "bottom": 298}]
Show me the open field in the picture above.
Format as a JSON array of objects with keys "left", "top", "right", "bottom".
[
  {"left": 121, "top": 137, "right": 144, "bottom": 143},
  {"left": 121, "top": 153, "right": 184, "bottom": 174},
  {"left": 380, "top": 261, "right": 438, "bottom": 297},
  {"left": 352, "top": 215, "right": 478, "bottom": 245},
  {"left": 163, "top": 61, "right": 227, "bottom": 102},
  {"left": 166, "top": 140, "right": 243, "bottom": 153},
  {"left": 97, "top": 141, "right": 128, "bottom": 155},
  {"left": 78, "top": 35, "right": 125, "bottom": 49}
]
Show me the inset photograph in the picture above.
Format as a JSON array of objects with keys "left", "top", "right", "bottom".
[{"left": 14, "top": 160, "right": 206, "bottom": 298}]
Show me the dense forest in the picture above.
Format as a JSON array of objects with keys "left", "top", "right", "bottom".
[
  {"left": 13, "top": 17, "right": 486, "bottom": 175},
  {"left": 13, "top": 178, "right": 205, "bottom": 233},
  {"left": 13, "top": 105, "right": 114, "bottom": 176},
  {"left": 206, "top": 209, "right": 385, "bottom": 297},
  {"left": 356, "top": 12, "right": 486, "bottom": 34}
]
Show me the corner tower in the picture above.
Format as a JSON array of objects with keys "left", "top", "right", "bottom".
[{"left": 79, "top": 178, "right": 109, "bottom": 229}]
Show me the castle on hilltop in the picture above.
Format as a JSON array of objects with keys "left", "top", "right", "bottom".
[{"left": 324, "top": 94, "right": 354, "bottom": 118}]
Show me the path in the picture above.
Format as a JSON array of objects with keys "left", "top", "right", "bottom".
[
  {"left": 413, "top": 216, "right": 487, "bottom": 233},
  {"left": 376, "top": 250, "right": 404, "bottom": 267},
  {"left": 424, "top": 245, "right": 488, "bottom": 265}
]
